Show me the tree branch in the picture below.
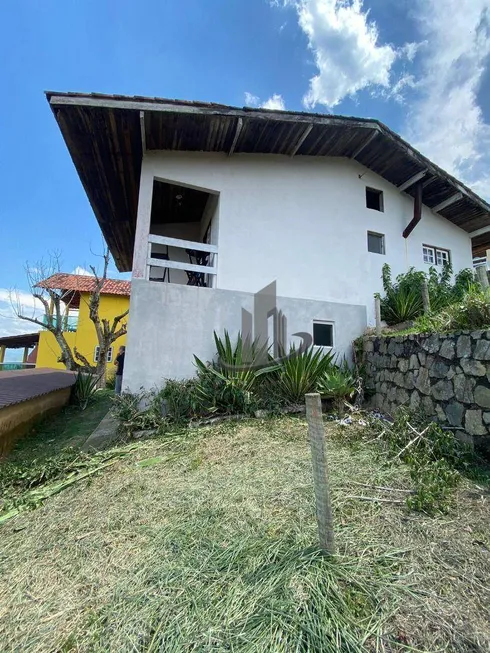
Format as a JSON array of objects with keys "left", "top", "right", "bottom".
[
  {"left": 14, "top": 314, "right": 49, "bottom": 330},
  {"left": 111, "top": 326, "right": 128, "bottom": 341},
  {"left": 73, "top": 347, "right": 94, "bottom": 370}
]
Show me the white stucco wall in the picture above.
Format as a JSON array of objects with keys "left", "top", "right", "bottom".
[
  {"left": 137, "top": 152, "right": 473, "bottom": 324},
  {"left": 123, "top": 280, "right": 366, "bottom": 390}
]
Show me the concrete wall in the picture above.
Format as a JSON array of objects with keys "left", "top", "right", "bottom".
[
  {"left": 123, "top": 279, "right": 366, "bottom": 391},
  {"left": 135, "top": 152, "right": 473, "bottom": 324},
  {"left": 362, "top": 331, "right": 490, "bottom": 451},
  {"left": 0, "top": 387, "right": 71, "bottom": 458}
]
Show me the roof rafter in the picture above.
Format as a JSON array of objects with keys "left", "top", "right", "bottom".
[
  {"left": 469, "top": 225, "right": 490, "bottom": 238},
  {"left": 398, "top": 170, "right": 427, "bottom": 192},
  {"left": 140, "top": 111, "right": 146, "bottom": 152},
  {"left": 289, "top": 124, "right": 313, "bottom": 156},
  {"left": 351, "top": 129, "right": 379, "bottom": 160},
  {"left": 432, "top": 192, "right": 463, "bottom": 213},
  {"left": 228, "top": 117, "right": 243, "bottom": 156}
]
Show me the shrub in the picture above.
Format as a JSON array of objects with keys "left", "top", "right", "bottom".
[
  {"left": 379, "top": 263, "right": 477, "bottom": 326},
  {"left": 274, "top": 346, "right": 335, "bottom": 404},
  {"left": 367, "top": 408, "right": 473, "bottom": 514},
  {"left": 413, "top": 285, "right": 490, "bottom": 333},
  {"left": 317, "top": 363, "right": 356, "bottom": 415},
  {"left": 159, "top": 379, "right": 200, "bottom": 422},
  {"left": 72, "top": 370, "right": 101, "bottom": 410},
  {"left": 105, "top": 374, "right": 116, "bottom": 391},
  {"left": 112, "top": 390, "right": 164, "bottom": 436}
]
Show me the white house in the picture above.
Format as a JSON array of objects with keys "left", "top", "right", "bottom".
[{"left": 46, "top": 92, "right": 490, "bottom": 392}]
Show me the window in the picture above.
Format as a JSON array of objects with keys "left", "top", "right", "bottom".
[
  {"left": 436, "top": 249, "right": 450, "bottom": 266},
  {"left": 423, "top": 245, "right": 450, "bottom": 266},
  {"left": 367, "top": 231, "right": 385, "bottom": 255},
  {"left": 313, "top": 322, "right": 334, "bottom": 348},
  {"left": 94, "top": 346, "right": 114, "bottom": 363},
  {"left": 366, "top": 187, "right": 384, "bottom": 212},
  {"left": 423, "top": 246, "right": 435, "bottom": 264}
]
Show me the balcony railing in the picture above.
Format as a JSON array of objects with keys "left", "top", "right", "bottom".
[
  {"left": 0, "top": 363, "right": 36, "bottom": 372},
  {"left": 147, "top": 234, "right": 218, "bottom": 285},
  {"left": 42, "top": 315, "right": 78, "bottom": 332}
]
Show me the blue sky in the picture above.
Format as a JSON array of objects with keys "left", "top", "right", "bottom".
[{"left": 1, "top": 0, "right": 489, "bottom": 340}]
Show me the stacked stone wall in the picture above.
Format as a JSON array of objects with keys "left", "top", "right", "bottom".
[{"left": 362, "top": 331, "right": 490, "bottom": 449}]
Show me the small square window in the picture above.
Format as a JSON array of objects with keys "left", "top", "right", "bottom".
[
  {"left": 366, "top": 187, "right": 384, "bottom": 212},
  {"left": 313, "top": 322, "right": 334, "bottom": 348},
  {"left": 367, "top": 231, "right": 385, "bottom": 255}
]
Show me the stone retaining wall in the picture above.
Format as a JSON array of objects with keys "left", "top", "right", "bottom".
[{"left": 362, "top": 330, "right": 490, "bottom": 449}]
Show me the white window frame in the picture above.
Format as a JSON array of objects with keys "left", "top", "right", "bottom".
[
  {"left": 436, "top": 249, "right": 450, "bottom": 266},
  {"left": 94, "top": 346, "right": 114, "bottom": 363},
  {"left": 423, "top": 246, "right": 435, "bottom": 265},
  {"left": 423, "top": 245, "right": 450, "bottom": 266},
  {"left": 312, "top": 320, "right": 335, "bottom": 349},
  {"left": 367, "top": 231, "right": 386, "bottom": 255}
]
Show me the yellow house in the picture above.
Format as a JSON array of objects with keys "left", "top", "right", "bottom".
[{"left": 35, "top": 273, "right": 130, "bottom": 376}]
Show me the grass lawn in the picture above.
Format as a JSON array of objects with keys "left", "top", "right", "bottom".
[{"left": 0, "top": 416, "right": 488, "bottom": 652}]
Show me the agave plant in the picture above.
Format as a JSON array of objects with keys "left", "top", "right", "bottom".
[
  {"left": 73, "top": 369, "right": 101, "bottom": 410},
  {"left": 317, "top": 364, "right": 356, "bottom": 416},
  {"left": 194, "top": 331, "right": 273, "bottom": 415},
  {"left": 380, "top": 286, "right": 424, "bottom": 325},
  {"left": 274, "top": 346, "right": 335, "bottom": 404}
]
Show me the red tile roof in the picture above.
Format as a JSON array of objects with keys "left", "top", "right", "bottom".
[{"left": 37, "top": 273, "right": 131, "bottom": 296}]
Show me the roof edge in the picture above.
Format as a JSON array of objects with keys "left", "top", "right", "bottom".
[{"left": 45, "top": 90, "right": 490, "bottom": 217}]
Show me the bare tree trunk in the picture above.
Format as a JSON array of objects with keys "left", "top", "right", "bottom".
[{"left": 12, "top": 249, "right": 129, "bottom": 385}]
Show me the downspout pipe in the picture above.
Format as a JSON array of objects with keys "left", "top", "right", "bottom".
[{"left": 403, "top": 181, "right": 423, "bottom": 239}]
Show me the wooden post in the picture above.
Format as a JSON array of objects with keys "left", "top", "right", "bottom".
[
  {"left": 305, "top": 393, "right": 335, "bottom": 555},
  {"left": 23, "top": 347, "right": 29, "bottom": 364},
  {"left": 476, "top": 265, "right": 489, "bottom": 290},
  {"left": 375, "top": 296, "right": 382, "bottom": 336},
  {"left": 0, "top": 345, "right": 5, "bottom": 364},
  {"left": 421, "top": 280, "right": 431, "bottom": 314},
  {"left": 132, "top": 169, "right": 154, "bottom": 279}
]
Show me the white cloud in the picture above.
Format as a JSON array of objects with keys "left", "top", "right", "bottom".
[
  {"left": 72, "top": 266, "right": 94, "bottom": 276},
  {"left": 261, "top": 94, "right": 286, "bottom": 110},
  {"left": 0, "top": 288, "right": 45, "bottom": 338},
  {"left": 291, "top": 0, "right": 399, "bottom": 108},
  {"left": 269, "top": 0, "right": 490, "bottom": 199},
  {"left": 244, "top": 92, "right": 260, "bottom": 107},
  {"left": 244, "top": 92, "right": 286, "bottom": 110},
  {"left": 405, "top": 1, "right": 490, "bottom": 198},
  {"left": 399, "top": 41, "right": 424, "bottom": 63},
  {"left": 387, "top": 73, "right": 417, "bottom": 104}
]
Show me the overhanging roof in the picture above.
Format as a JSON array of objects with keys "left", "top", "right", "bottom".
[
  {"left": 46, "top": 91, "right": 490, "bottom": 271},
  {"left": 0, "top": 333, "right": 39, "bottom": 349}
]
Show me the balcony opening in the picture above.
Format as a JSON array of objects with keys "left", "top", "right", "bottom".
[{"left": 148, "top": 179, "right": 219, "bottom": 286}]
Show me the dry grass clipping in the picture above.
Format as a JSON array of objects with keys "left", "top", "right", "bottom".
[{"left": 0, "top": 418, "right": 488, "bottom": 652}]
